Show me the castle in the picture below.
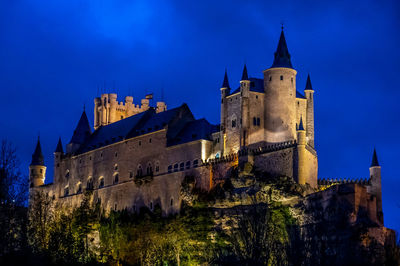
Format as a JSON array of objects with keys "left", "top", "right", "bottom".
[{"left": 28, "top": 29, "right": 383, "bottom": 224}]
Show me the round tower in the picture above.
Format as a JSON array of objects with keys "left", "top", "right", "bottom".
[
  {"left": 108, "top": 93, "right": 118, "bottom": 123},
  {"left": 304, "top": 74, "right": 315, "bottom": 148},
  {"left": 220, "top": 69, "right": 230, "bottom": 155},
  {"left": 296, "top": 117, "right": 306, "bottom": 185},
  {"left": 264, "top": 28, "right": 297, "bottom": 143},
  {"left": 29, "top": 137, "right": 46, "bottom": 188},
  {"left": 240, "top": 64, "right": 250, "bottom": 147},
  {"left": 369, "top": 149, "right": 383, "bottom": 224},
  {"left": 94, "top": 97, "right": 101, "bottom": 130}
]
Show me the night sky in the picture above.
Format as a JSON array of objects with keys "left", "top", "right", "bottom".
[{"left": 0, "top": 1, "right": 399, "bottom": 232}]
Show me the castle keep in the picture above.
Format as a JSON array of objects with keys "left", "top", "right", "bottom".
[{"left": 29, "top": 29, "right": 383, "bottom": 224}]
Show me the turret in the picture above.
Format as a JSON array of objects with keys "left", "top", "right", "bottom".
[
  {"left": 220, "top": 69, "right": 230, "bottom": 154},
  {"left": 66, "top": 110, "right": 91, "bottom": 154},
  {"left": 94, "top": 97, "right": 101, "bottom": 130},
  {"left": 264, "top": 27, "right": 297, "bottom": 143},
  {"left": 240, "top": 64, "right": 250, "bottom": 147},
  {"left": 29, "top": 137, "right": 46, "bottom": 188},
  {"left": 108, "top": 93, "right": 118, "bottom": 123},
  {"left": 156, "top": 101, "right": 167, "bottom": 113},
  {"left": 369, "top": 148, "right": 383, "bottom": 224},
  {"left": 296, "top": 117, "right": 306, "bottom": 185},
  {"left": 304, "top": 74, "right": 315, "bottom": 148}
]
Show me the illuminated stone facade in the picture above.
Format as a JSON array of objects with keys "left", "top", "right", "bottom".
[{"left": 28, "top": 29, "right": 381, "bottom": 220}]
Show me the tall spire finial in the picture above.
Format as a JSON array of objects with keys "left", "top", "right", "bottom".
[
  {"left": 371, "top": 148, "right": 380, "bottom": 167},
  {"left": 241, "top": 64, "right": 249, "bottom": 81},
  {"left": 305, "top": 74, "right": 313, "bottom": 91},
  {"left": 298, "top": 116, "right": 305, "bottom": 131},
  {"left": 222, "top": 68, "right": 230, "bottom": 88}
]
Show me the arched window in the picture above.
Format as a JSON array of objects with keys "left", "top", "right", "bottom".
[
  {"left": 114, "top": 173, "right": 119, "bottom": 184},
  {"left": 174, "top": 164, "right": 178, "bottom": 172},
  {"left": 180, "top": 162, "right": 184, "bottom": 171},
  {"left": 168, "top": 165, "right": 172, "bottom": 173},
  {"left": 155, "top": 161, "right": 160, "bottom": 173},
  {"left": 186, "top": 161, "right": 191, "bottom": 169},
  {"left": 87, "top": 177, "right": 93, "bottom": 190},
  {"left": 146, "top": 163, "right": 153, "bottom": 176},
  {"left": 193, "top": 159, "right": 199, "bottom": 168},
  {"left": 99, "top": 177, "right": 104, "bottom": 188},
  {"left": 137, "top": 165, "right": 143, "bottom": 177},
  {"left": 76, "top": 183, "right": 82, "bottom": 194}
]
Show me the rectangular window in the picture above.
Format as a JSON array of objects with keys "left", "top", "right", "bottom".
[{"left": 193, "top": 159, "right": 199, "bottom": 168}]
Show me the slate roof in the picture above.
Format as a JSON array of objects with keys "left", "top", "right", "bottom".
[
  {"left": 296, "top": 91, "right": 306, "bottom": 99},
  {"left": 31, "top": 138, "right": 44, "bottom": 166},
  {"left": 371, "top": 149, "right": 380, "bottom": 167},
  {"left": 271, "top": 29, "right": 293, "bottom": 69},
  {"left": 241, "top": 64, "right": 249, "bottom": 80},
  {"left": 169, "top": 118, "right": 219, "bottom": 146},
  {"left": 222, "top": 69, "right": 230, "bottom": 88},
  {"left": 73, "top": 104, "right": 214, "bottom": 154},
  {"left": 305, "top": 74, "right": 313, "bottom": 91},
  {"left": 55, "top": 137, "right": 64, "bottom": 153},
  {"left": 70, "top": 111, "right": 92, "bottom": 145}
]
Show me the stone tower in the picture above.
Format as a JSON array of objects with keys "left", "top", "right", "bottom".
[
  {"left": 296, "top": 117, "right": 307, "bottom": 185},
  {"left": 264, "top": 28, "right": 297, "bottom": 143},
  {"left": 240, "top": 64, "right": 250, "bottom": 148},
  {"left": 54, "top": 137, "right": 63, "bottom": 182},
  {"left": 29, "top": 137, "right": 46, "bottom": 188},
  {"left": 304, "top": 74, "right": 315, "bottom": 148},
  {"left": 369, "top": 149, "right": 383, "bottom": 224},
  {"left": 220, "top": 69, "right": 230, "bottom": 155}
]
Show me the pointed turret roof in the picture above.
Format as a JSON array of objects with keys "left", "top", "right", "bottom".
[
  {"left": 69, "top": 110, "right": 92, "bottom": 145},
  {"left": 371, "top": 148, "right": 380, "bottom": 167},
  {"left": 298, "top": 116, "right": 305, "bottom": 131},
  {"left": 271, "top": 28, "right": 293, "bottom": 69},
  {"left": 241, "top": 64, "right": 249, "bottom": 80},
  {"left": 31, "top": 137, "right": 44, "bottom": 166},
  {"left": 55, "top": 137, "right": 63, "bottom": 153},
  {"left": 305, "top": 74, "right": 313, "bottom": 91},
  {"left": 221, "top": 69, "right": 230, "bottom": 88}
]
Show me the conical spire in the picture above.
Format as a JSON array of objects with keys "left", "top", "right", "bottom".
[
  {"left": 31, "top": 137, "right": 44, "bottom": 166},
  {"left": 305, "top": 74, "right": 313, "bottom": 91},
  {"left": 221, "top": 69, "right": 230, "bottom": 88},
  {"left": 55, "top": 137, "right": 64, "bottom": 153},
  {"left": 298, "top": 116, "right": 305, "bottom": 131},
  {"left": 241, "top": 64, "right": 249, "bottom": 80},
  {"left": 371, "top": 148, "right": 380, "bottom": 167},
  {"left": 271, "top": 28, "right": 293, "bottom": 68},
  {"left": 69, "top": 110, "right": 91, "bottom": 145}
]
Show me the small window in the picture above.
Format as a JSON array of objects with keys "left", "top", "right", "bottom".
[
  {"left": 89, "top": 156, "right": 92, "bottom": 161},
  {"left": 79, "top": 159, "right": 82, "bottom": 164},
  {"left": 99, "top": 178, "right": 104, "bottom": 188},
  {"left": 170, "top": 198, "right": 173, "bottom": 206},
  {"left": 146, "top": 164, "right": 153, "bottom": 176},
  {"left": 186, "top": 161, "right": 191, "bottom": 169},
  {"left": 180, "top": 162, "right": 184, "bottom": 171},
  {"left": 269, "top": 76, "right": 272, "bottom": 81},
  {"left": 115, "top": 152, "right": 118, "bottom": 157},
  {"left": 253, "top": 117, "right": 257, "bottom": 126},
  {"left": 100, "top": 152, "right": 103, "bottom": 157},
  {"left": 137, "top": 166, "right": 143, "bottom": 177},
  {"left": 232, "top": 119, "right": 236, "bottom": 128},
  {"left": 257, "top": 118, "right": 260, "bottom": 126},
  {"left": 168, "top": 165, "right": 172, "bottom": 173},
  {"left": 149, "top": 138, "right": 152, "bottom": 143},
  {"left": 77, "top": 183, "right": 82, "bottom": 194},
  {"left": 280, "top": 75, "right": 283, "bottom": 80},
  {"left": 139, "top": 141, "right": 142, "bottom": 146},
  {"left": 40, "top": 169, "right": 43, "bottom": 174},
  {"left": 87, "top": 178, "right": 93, "bottom": 190},
  {"left": 155, "top": 163, "right": 159, "bottom": 173},
  {"left": 193, "top": 159, "right": 199, "bottom": 168},
  {"left": 256, "top": 95, "right": 258, "bottom": 99},
  {"left": 291, "top": 77, "right": 293, "bottom": 83},
  {"left": 150, "top": 202, "right": 153, "bottom": 210},
  {"left": 121, "top": 116, "right": 124, "bottom": 119},
  {"left": 174, "top": 164, "right": 178, "bottom": 172},
  {"left": 114, "top": 203, "right": 117, "bottom": 211},
  {"left": 114, "top": 174, "right": 119, "bottom": 184}
]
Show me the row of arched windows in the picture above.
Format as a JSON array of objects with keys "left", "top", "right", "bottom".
[{"left": 167, "top": 159, "right": 199, "bottom": 173}]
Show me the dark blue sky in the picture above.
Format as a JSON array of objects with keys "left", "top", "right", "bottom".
[{"left": 1, "top": 0, "right": 399, "bottom": 232}]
